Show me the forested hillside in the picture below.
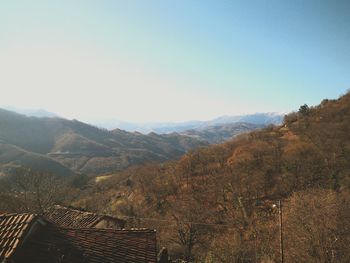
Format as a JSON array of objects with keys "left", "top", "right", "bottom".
[
  {"left": 0, "top": 109, "right": 207, "bottom": 175},
  {"left": 71, "top": 92, "right": 350, "bottom": 262},
  {"left": 0, "top": 109, "right": 266, "bottom": 176},
  {"left": 1, "top": 93, "right": 349, "bottom": 262}
]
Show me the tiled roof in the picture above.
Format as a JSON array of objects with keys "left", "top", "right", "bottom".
[
  {"left": 0, "top": 213, "right": 37, "bottom": 262},
  {"left": 1, "top": 211, "right": 156, "bottom": 262},
  {"left": 63, "top": 228, "right": 157, "bottom": 263},
  {"left": 44, "top": 205, "right": 112, "bottom": 228},
  {"left": 15, "top": 225, "right": 158, "bottom": 263}
]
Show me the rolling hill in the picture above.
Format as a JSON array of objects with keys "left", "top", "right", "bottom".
[
  {"left": 73, "top": 92, "right": 350, "bottom": 261},
  {"left": 0, "top": 108, "right": 268, "bottom": 176},
  {"left": 0, "top": 109, "right": 209, "bottom": 176}
]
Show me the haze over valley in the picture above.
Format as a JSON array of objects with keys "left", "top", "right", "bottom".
[
  {"left": 0, "top": 108, "right": 277, "bottom": 176},
  {"left": 1, "top": 1, "right": 350, "bottom": 262}
]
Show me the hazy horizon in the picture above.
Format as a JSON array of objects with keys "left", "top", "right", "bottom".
[
  {"left": 1, "top": 104, "right": 285, "bottom": 124},
  {"left": 1, "top": 1, "right": 349, "bottom": 122}
]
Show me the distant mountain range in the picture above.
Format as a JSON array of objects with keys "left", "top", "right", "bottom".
[
  {"left": 0, "top": 108, "right": 281, "bottom": 176},
  {"left": 89, "top": 112, "right": 283, "bottom": 133},
  {"left": 0, "top": 109, "right": 208, "bottom": 176},
  {"left": 180, "top": 122, "right": 265, "bottom": 144},
  {"left": 4, "top": 107, "right": 283, "bottom": 133}
]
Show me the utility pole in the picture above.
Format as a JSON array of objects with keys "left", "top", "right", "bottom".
[{"left": 278, "top": 200, "right": 284, "bottom": 263}]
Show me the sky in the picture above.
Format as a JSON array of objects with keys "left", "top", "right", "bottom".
[{"left": 0, "top": 0, "right": 349, "bottom": 123}]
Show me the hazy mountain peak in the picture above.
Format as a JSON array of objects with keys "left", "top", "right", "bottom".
[
  {"left": 87, "top": 113, "right": 284, "bottom": 133},
  {"left": 3, "top": 106, "right": 58, "bottom": 118}
]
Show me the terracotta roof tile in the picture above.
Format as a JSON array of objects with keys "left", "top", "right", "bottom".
[
  {"left": 44, "top": 205, "right": 103, "bottom": 228},
  {"left": 0, "top": 213, "right": 37, "bottom": 262},
  {"left": 44, "top": 205, "right": 125, "bottom": 229},
  {"left": 1, "top": 211, "right": 156, "bottom": 262},
  {"left": 15, "top": 225, "right": 157, "bottom": 263}
]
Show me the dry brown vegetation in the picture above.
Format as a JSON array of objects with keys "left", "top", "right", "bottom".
[
  {"left": 1, "top": 92, "right": 350, "bottom": 262},
  {"left": 69, "top": 92, "right": 350, "bottom": 262}
]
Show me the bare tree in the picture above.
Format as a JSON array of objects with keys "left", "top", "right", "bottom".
[
  {"left": 284, "top": 188, "right": 350, "bottom": 263},
  {"left": 0, "top": 168, "right": 69, "bottom": 213}
]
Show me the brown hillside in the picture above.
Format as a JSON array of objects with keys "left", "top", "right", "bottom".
[{"left": 75, "top": 92, "right": 350, "bottom": 262}]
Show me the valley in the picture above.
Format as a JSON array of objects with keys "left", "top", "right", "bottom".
[
  {"left": 0, "top": 109, "right": 267, "bottom": 176},
  {"left": 2, "top": 93, "right": 350, "bottom": 261}
]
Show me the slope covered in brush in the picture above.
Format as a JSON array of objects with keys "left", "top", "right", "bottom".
[{"left": 75, "top": 92, "right": 350, "bottom": 261}]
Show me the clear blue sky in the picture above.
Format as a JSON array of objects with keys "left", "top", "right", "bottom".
[{"left": 0, "top": 0, "right": 349, "bottom": 122}]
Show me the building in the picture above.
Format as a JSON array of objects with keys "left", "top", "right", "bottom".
[
  {"left": 44, "top": 205, "right": 126, "bottom": 229},
  {"left": 0, "top": 213, "right": 157, "bottom": 263}
]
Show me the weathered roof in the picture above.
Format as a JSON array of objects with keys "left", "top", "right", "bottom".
[
  {"left": 14, "top": 225, "right": 158, "bottom": 263},
  {"left": 0, "top": 213, "right": 37, "bottom": 262},
  {"left": 44, "top": 205, "right": 124, "bottom": 228},
  {"left": 63, "top": 228, "right": 157, "bottom": 263},
  {"left": 1, "top": 211, "right": 156, "bottom": 262}
]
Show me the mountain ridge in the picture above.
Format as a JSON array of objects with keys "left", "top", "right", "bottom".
[
  {"left": 0, "top": 108, "right": 277, "bottom": 176},
  {"left": 73, "top": 92, "right": 350, "bottom": 261},
  {"left": 0, "top": 108, "right": 208, "bottom": 175},
  {"left": 90, "top": 112, "right": 283, "bottom": 133}
]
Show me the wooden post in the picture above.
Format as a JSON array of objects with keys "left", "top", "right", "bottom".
[{"left": 279, "top": 200, "right": 284, "bottom": 263}]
